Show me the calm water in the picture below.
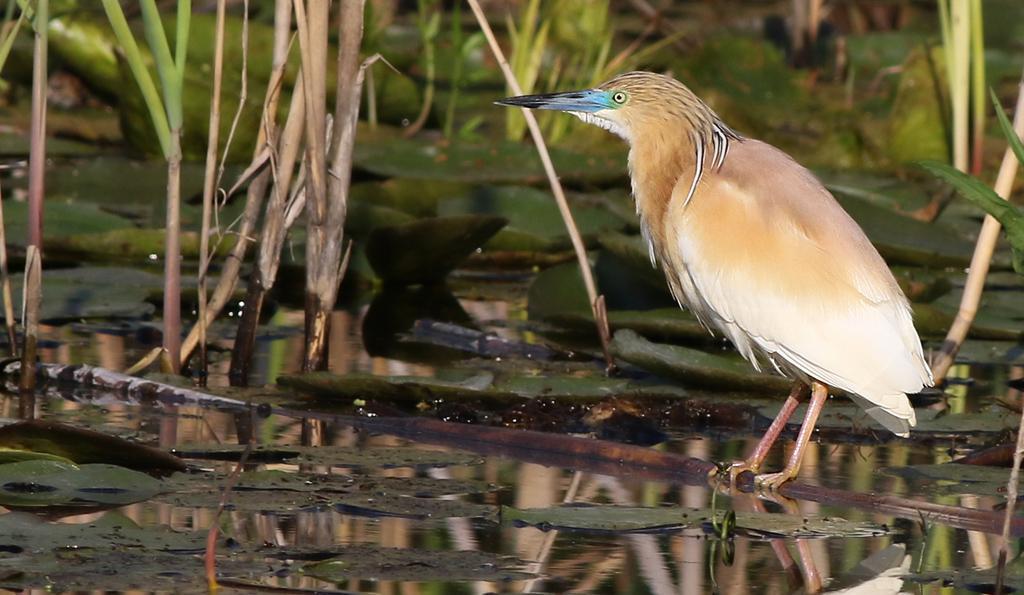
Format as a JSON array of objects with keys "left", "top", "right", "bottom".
[{"left": 1, "top": 297, "right": 1017, "bottom": 594}]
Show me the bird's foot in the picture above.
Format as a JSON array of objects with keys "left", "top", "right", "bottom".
[
  {"left": 753, "top": 470, "right": 797, "bottom": 493},
  {"left": 709, "top": 461, "right": 758, "bottom": 490}
]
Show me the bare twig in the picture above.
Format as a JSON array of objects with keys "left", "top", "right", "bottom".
[
  {"left": 21, "top": 0, "right": 48, "bottom": 389},
  {"left": 205, "top": 424, "right": 254, "bottom": 590},
  {"left": 0, "top": 182, "right": 17, "bottom": 355},
  {"left": 466, "top": 0, "right": 615, "bottom": 371},
  {"left": 196, "top": 0, "right": 228, "bottom": 385},
  {"left": 931, "top": 71, "right": 1024, "bottom": 382},
  {"left": 179, "top": 0, "right": 291, "bottom": 368},
  {"left": 995, "top": 412, "right": 1024, "bottom": 593},
  {"left": 18, "top": 247, "right": 40, "bottom": 392},
  {"left": 302, "top": 0, "right": 366, "bottom": 371}
]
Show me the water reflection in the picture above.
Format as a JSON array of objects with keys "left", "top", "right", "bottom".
[{"left": 1, "top": 305, "right": 1018, "bottom": 592}]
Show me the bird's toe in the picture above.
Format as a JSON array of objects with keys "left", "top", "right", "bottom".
[
  {"left": 709, "top": 461, "right": 758, "bottom": 489},
  {"left": 754, "top": 471, "right": 796, "bottom": 493}
]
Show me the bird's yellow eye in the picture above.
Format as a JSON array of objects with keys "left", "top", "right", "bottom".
[{"left": 611, "top": 91, "right": 628, "bottom": 105}]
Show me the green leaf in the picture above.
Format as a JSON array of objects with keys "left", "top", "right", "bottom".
[
  {"left": 992, "top": 87, "right": 1024, "bottom": 168},
  {"left": 919, "top": 159, "right": 1024, "bottom": 273},
  {"left": 0, "top": 460, "right": 161, "bottom": 507},
  {"left": 502, "top": 505, "right": 888, "bottom": 538}
]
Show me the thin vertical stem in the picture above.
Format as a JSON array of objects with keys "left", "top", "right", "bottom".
[
  {"left": 0, "top": 183, "right": 15, "bottom": 355},
  {"left": 950, "top": 0, "right": 970, "bottom": 172},
  {"left": 163, "top": 130, "right": 183, "bottom": 372},
  {"left": 196, "top": 0, "right": 227, "bottom": 385},
  {"left": 466, "top": 0, "right": 615, "bottom": 370},
  {"left": 931, "top": 72, "right": 1024, "bottom": 381},
  {"left": 22, "top": 0, "right": 47, "bottom": 390},
  {"left": 996, "top": 406, "right": 1024, "bottom": 593},
  {"left": 968, "top": 0, "right": 986, "bottom": 175},
  {"left": 26, "top": 0, "right": 47, "bottom": 249}
]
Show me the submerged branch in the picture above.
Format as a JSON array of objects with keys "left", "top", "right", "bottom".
[{"left": 5, "top": 361, "right": 1023, "bottom": 538}]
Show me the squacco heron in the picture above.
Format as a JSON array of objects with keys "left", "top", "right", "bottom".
[{"left": 498, "top": 71, "right": 933, "bottom": 489}]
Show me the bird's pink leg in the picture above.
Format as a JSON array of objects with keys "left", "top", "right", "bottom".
[
  {"left": 756, "top": 381, "right": 829, "bottom": 491},
  {"left": 718, "top": 383, "right": 808, "bottom": 485}
]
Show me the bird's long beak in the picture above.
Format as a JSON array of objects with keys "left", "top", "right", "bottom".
[{"left": 495, "top": 89, "right": 607, "bottom": 112}]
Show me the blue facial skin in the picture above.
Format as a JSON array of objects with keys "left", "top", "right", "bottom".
[{"left": 495, "top": 89, "right": 614, "bottom": 113}]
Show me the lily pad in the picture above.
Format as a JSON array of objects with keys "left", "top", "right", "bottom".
[
  {"left": 366, "top": 215, "right": 508, "bottom": 285},
  {"left": 0, "top": 420, "right": 185, "bottom": 472},
  {"left": 0, "top": 511, "right": 268, "bottom": 592},
  {"left": 883, "top": 463, "right": 1024, "bottom": 496},
  {"left": 0, "top": 460, "right": 161, "bottom": 508},
  {"left": 885, "top": 47, "right": 949, "bottom": 164},
  {"left": 302, "top": 546, "right": 533, "bottom": 582},
  {"left": 438, "top": 186, "right": 627, "bottom": 252},
  {"left": 611, "top": 329, "right": 791, "bottom": 393},
  {"left": 158, "top": 469, "right": 494, "bottom": 514},
  {"left": 1, "top": 200, "right": 132, "bottom": 247},
  {"left": 334, "top": 492, "right": 498, "bottom": 521},
  {"left": 502, "top": 504, "right": 887, "bottom": 538},
  {"left": 171, "top": 444, "right": 485, "bottom": 469},
  {"left": 834, "top": 194, "right": 975, "bottom": 267},
  {"left": 2, "top": 267, "right": 158, "bottom": 322},
  {"left": 354, "top": 130, "right": 627, "bottom": 185},
  {"left": 549, "top": 308, "right": 708, "bottom": 343}
]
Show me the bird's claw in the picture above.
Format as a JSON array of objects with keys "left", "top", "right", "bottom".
[
  {"left": 709, "top": 461, "right": 758, "bottom": 489},
  {"left": 752, "top": 471, "right": 796, "bottom": 493}
]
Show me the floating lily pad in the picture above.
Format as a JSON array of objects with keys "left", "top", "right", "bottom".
[
  {"left": 953, "top": 340, "right": 1024, "bottom": 365},
  {"left": 0, "top": 420, "right": 185, "bottom": 472},
  {"left": 354, "top": 131, "right": 627, "bottom": 185},
  {"left": 835, "top": 194, "right": 975, "bottom": 267},
  {"left": 0, "top": 460, "right": 161, "bottom": 508},
  {"left": 158, "top": 469, "right": 494, "bottom": 514},
  {"left": 302, "top": 545, "right": 533, "bottom": 582},
  {"left": 885, "top": 47, "right": 949, "bottom": 164},
  {"left": 548, "top": 308, "right": 708, "bottom": 343},
  {"left": 366, "top": 215, "right": 508, "bottom": 285},
  {"left": 438, "top": 186, "right": 627, "bottom": 252},
  {"left": 818, "top": 170, "right": 935, "bottom": 213},
  {"left": 171, "top": 444, "right": 485, "bottom": 469},
  {"left": 0, "top": 511, "right": 265, "bottom": 592},
  {"left": 1, "top": 200, "right": 133, "bottom": 247},
  {"left": 883, "top": 463, "right": 1024, "bottom": 496},
  {"left": 3, "top": 267, "right": 158, "bottom": 322},
  {"left": 502, "top": 504, "right": 887, "bottom": 538},
  {"left": 278, "top": 371, "right": 516, "bottom": 405},
  {"left": 335, "top": 492, "right": 498, "bottom": 521},
  {"left": 611, "top": 330, "right": 791, "bottom": 393}
]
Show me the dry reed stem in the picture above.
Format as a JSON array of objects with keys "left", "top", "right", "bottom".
[
  {"left": 196, "top": 0, "right": 227, "bottom": 384},
  {"left": 26, "top": 0, "right": 46, "bottom": 250},
  {"left": 302, "top": 0, "right": 366, "bottom": 371},
  {"left": 951, "top": 0, "right": 970, "bottom": 173},
  {"left": 0, "top": 183, "right": 17, "bottom": 355},
  {"left": 162, "top": 130, "right": 183, "bottom": 373},
  {"left": 996, "top": 406, "right": 1024, "bottom": 592},
  {"left": 466, "top": 0, "right": 615, "bottom": 369},
  {"left": 931, "top": 73, "right": 1024, "bottom": 381},
  {"left": 22, "top": 0, "right": 47, "bottom": 389},
  {"left": 17, "top": 247, "right": 40, "bottom": 392},
  {"left": 178, "top": 0, "right": 291, "bottom": 366}
]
